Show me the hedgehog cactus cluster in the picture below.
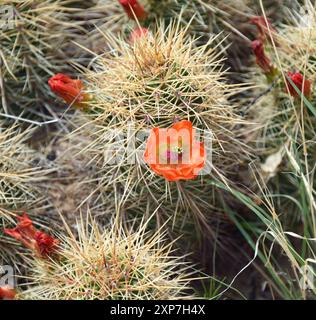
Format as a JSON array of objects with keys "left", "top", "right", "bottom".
[
  {"left": 56, "top": 23, "right": 250, "bottom": 237},
  {"left": 93, "top": 0, "right": 255, "bottom": 51},
  {"left": 0, "top": 123, "right": 50, "bottom": 265},
  {"left": 0, "top": 1, "right": 69, "bottom": 113},
  {"left": 248, "top": 6, "right": 316, "bottom": 178},
  {"left": 17, "top": 214, "right": 195, "bottom": 300},
  {"left": 0, "top": 124, "right": 44, "bottom": 210},
  {"left": 0, "top": 0, "right": 116, "bottom": 115},
  {"left": 0, "top": 0, "right": 315, "bottom": 301}
]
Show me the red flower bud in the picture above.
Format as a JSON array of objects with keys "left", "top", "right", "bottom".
[
  {"left": 4, "top": 213, "right": 59, "bottom": 258},
  {"left": 4, "top": 213, "right": 36, "bottom": 247},
  {"left": 250, "top": 16, "right": 275, "bottom": 39},
  {"left": 251, "top": 40, "right": 274, "bottom": 74},
  {"left": 48, "top": 74, "right": 89, "bottom": 108},
  {"left": 129, "top": 27, "right": 149, "bottom": 44},
  {"left": 286, "top": 72, "right": 312, "bottom": 98},
  {"left": 118, "top": 0, "right": 147, "bottom": 21},
  {"left": 0, "top": 287, "right": 16, "bottom": 300},
  {"left": 34, "top": 231, "right": 59, "bottom": 257}
]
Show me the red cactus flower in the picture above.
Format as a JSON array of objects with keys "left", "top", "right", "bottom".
[
  {"left": 286, "top": 72, "right": 312, "bottom": 98},
  {"left": 118, "top": 0, "right": 147, "bottom": 21},
  {"left": 34, "top": 231, "right": 59, "bottom": 256},
  {"left": 250, "top": 16, "right": 275, "bottom": 39},
  {"left": 251, "top": 40, "right": 274, "bottom": 74},
  {"left": 4, "top": 213, "right": 36, "bottom": 245},
  {"left": 0, "top": 287, "right": 16, "bottom": 300},
  {"left": 4, "top": 213, "right": 59, "bottom": 258},
  {"left": 48, "top": 74, "right": 89, "bottom": 108},
  {"left": 144, "top": 121, "right": 206, "bottom": 181},
  {"left": 129, "top": 27, "right": 149, "bottom": 44}
]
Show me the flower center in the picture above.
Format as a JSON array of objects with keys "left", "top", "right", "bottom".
[{"left": 166, "top": 146, "right": 183, "bottom": 163}]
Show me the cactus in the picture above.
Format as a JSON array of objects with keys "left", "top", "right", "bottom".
[
  {"left": 0, "top": 122, "right": 49, "bottom": 264},
  {"left": 19, "top": 213, "right": 198, "bottom": 300},
  {"left": 0, "top": 1, "right": 65, "bottom": 115},
  {"left": 244, "top": 3, "right": 316, "bottom": 227},
  {"left": 0, "top": 0, "right": 105, "bottom": 117},
  {"left": 0, "top": 123, "right": 46, "bottom": 209},
  {"left": 92, "top": 0, "right": 255, "bottom": 49},
  {"left": 58, "top": 22, "right": 249, "bottom": 240},
  {"left": 247, "top": 4, "right": 315, "bottom": 170}
]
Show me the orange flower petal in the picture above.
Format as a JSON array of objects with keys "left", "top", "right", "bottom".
[
  {"left": 144, "top": 121, "right": 206, "bottom": 181},
  {"left": 4, "top": 213, "right": 59, "bottom": 258}
]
